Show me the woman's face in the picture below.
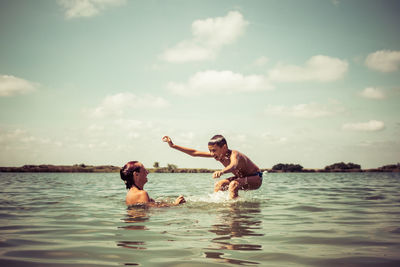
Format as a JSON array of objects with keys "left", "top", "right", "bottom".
[{"left": 134, "top": 163, "right": 149, "bottom": 188}]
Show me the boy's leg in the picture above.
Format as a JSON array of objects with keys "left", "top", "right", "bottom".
[
  {"left": 228, "top": 180, "right": 240, "bottom": 199},
  {"left": 228, "top": 175, "right": 262, "bottom": 199},
  {"left": 214, "top": 179, "right": 230, "bottom": 192}
]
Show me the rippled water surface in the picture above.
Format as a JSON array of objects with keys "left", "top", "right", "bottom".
[{"left": 1, "top": 172, "right": 400, "bottom": 266}]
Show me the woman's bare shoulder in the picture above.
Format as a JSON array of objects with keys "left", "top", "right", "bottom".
[{"left": 126, "top": 190, "right": 151, "bottom": 205}]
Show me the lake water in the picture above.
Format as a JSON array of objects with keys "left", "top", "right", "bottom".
[{"left": 0, "top": 172, "right": 400, "bottom": 267}]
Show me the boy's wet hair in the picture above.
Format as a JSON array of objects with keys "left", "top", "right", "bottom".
[
  {"left": 208, "top": 135, "right": 227, "bottom": 147},
  {"left": 120, "top": 161, "right": 141, "bottom": 189}
]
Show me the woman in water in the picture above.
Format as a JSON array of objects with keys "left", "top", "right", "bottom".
[{"left": 120, "top": 161, "right": 186, "bottom": 206}]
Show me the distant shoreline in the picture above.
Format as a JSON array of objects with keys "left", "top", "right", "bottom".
[
  {"left": 0, "top": 164, "right": 399, "bottom": 173},
  {"left": 264, "top": 168, "right": 400, "bottom": 173}
]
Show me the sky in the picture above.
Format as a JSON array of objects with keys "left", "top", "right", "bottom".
[{"left": 0, "top": 0, "right": 399, "bottom": 169}]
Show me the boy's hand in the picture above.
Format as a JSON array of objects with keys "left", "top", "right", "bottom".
[
  {"left": 212, "top": 170, "right": 223, "bottom": 179},
  {"left": 162, "top": 136, "right": 174, "bottom": 147},
  {"left": 174, "top": 195, "right": 186, "bottom": 205}
]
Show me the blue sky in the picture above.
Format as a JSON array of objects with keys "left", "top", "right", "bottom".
[{"left": 0, "top": 0, "right": 399, "bottom": 169}]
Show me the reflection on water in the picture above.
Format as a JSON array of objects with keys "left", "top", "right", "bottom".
[
  {"left": 204, "top": 252, "right": 259, "bottom": 266},
  {"left": 119, "top": 206, "right": 150, "bottom": 231},
  {"left": 117, "top": 206, "right": 149, "bottom": 249},
  {"left": 117, "top": 241, "right": 146, "bottom": 250},
  {"left": 117, "top": 200, "right": 265, "bottom": 266},
  {"left": 205, "top": 201, "right": 263, "bottom": 265},
  {"left": 118, "top": 206, "right": 150, "bottom": 266}
]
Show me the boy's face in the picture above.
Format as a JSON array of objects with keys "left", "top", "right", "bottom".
[{"left": 208, "top": 144, "right": 227, "bottom": 161}]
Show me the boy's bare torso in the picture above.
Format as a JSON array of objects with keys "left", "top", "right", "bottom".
[{"left": 218, "top": 150, "right": 260, "bottom": 178}]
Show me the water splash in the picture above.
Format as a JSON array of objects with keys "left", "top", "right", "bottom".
[
  {"left": 186, "top": 191, "right": 231, "bottom": 203},
  {"left": 185, "top": 190, "right": 258, "bottom": 203}
]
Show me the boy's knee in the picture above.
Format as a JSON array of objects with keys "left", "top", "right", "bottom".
[
  {"left": 229, "top": 180, "right": 239, "bottom": 191},
  {"left": 215, "top": 181, "right": 224, "bottom": 190},
  {"left": 215, "top": 180, "right": 230, "bottom": 191}
]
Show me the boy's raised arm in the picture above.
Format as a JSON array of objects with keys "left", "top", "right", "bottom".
[
  {"left": 212, "top": 150, "right": 239, "bottom": 178},
  {"left": 162, "top": 136, "right": 212, "bottom": 157}
]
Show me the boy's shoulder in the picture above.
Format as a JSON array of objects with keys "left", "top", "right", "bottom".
[
  {"left": 231, "top": 149, "right": 245, "bottom": 156},
  {"left": 232, "top": 149, "right": 254, "bottom": 162}
]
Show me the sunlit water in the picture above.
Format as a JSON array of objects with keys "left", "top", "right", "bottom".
[{"left": 1, "top": 172, "right": 400, "bottom": 266}]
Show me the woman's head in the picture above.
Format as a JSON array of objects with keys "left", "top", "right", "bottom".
[{"left": 120, "top": 161, "right": 142, "bottom": 189}]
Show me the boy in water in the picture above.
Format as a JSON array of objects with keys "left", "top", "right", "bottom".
[{"left": 162, "top": 135, "right": 263, "bottom": 199}]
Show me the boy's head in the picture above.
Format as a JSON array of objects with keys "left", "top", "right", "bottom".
[
  {"left": 208, "top": 135, "right": 227, "bottom": 147},
  {"left": 208, "top": 135, "right": 228, "bottom": 161}
]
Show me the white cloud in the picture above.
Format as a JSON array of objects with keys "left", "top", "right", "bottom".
[
  {"left": 87, "top": 92, "right": 169, "bottom": 118},
  {"left": 74, "top": 140, "right": 109, "bottom": 150},
  {"left": 0, "top": 128, "right": 63, "bottom": 148},
  {"left": 0, "top": 129, "right": 26, "bottom": 144},
  {"left": 230, "top": 134, "right": 247, "bottom": 143},
  {"left": 0, "top": 75, "right": 38, "bottom": 97},
  {"left": 176, "top": 132, "right": 196, "bottom": 146},
  {"left": 360, "top": 87, "right": 386, "bottom": 100},
  {"left": 162, "top": 41, "right": 215, "bottom": 63},
  {"left": 114, "top": 118, "right": 152, "bottom": 130},
  {"left": 167, "top": 70, "right": 273, "bottom": 96},
  {"left": 261, "top": 132, "right": 288, "bottom": 144},
  {"left": 268, "top": 55, "right": 348, "bottom": 82},
  {"left": 161, "top": 11, "right": 249, "bottom": 63},
  {"left": 365, "top": 50, "right": 400, "bottom": 72},
  {"left": 87, "top": 124, "right": 105, "bottom": 132},
  {"left": 342, "top": 120, "right": 385, "bottom": 132},
  {"left": 58, "top": 0, "right": 126, "bottom": 19},
  {"left": 253, "top": 56, "right": 269, "bottom": 67},
  {"left": 264, "top": 101, "right": 344, "bottom": 119}
]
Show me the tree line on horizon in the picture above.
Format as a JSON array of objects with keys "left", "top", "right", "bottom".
[
  {"left": 270, "top": 162, "right": 400, "bottom": 172},
  {"left": 0, "top": 162, "right": 399, "bottom": 173}
]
